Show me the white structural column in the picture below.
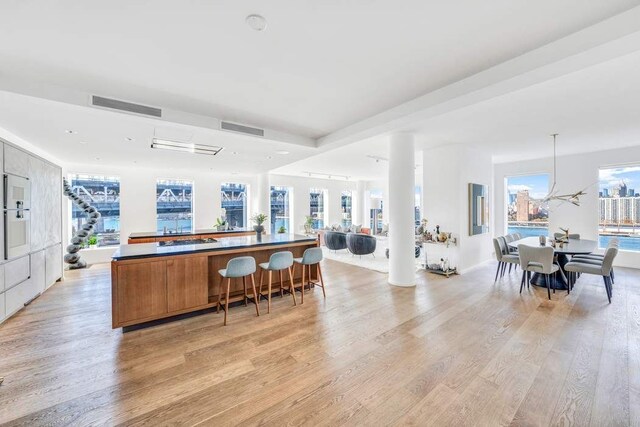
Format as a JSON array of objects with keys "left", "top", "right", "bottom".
[
  {"left": 256, "top": 173, "right": 270, "bottom": 232},
  {"left": 355, "top": 180, "right": 366, "bottom": 226},
  {"left": 388, "top": 133, "right": 416, "bottom": 287}
]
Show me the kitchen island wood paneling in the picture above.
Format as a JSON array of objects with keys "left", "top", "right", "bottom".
[{"left": 111, "top": 234, "right": 318, "bottom": 328}]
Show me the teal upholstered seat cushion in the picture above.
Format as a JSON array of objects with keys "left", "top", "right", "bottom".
[{"left": 219, "top": 256, "right": 256, "bottom": 278}]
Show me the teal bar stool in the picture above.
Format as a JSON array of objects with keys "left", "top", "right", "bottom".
[
  {"left": 218, "top": 256, "right": 260, "bottom": 325},
  {"left": 293, "top": 247, "right": 325, "bottom": 304},
  {"left": 258, "top": 251, "right": 296, "bottom": 313}
]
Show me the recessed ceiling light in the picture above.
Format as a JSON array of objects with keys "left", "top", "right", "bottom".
[
  {"left": 232, "top": 151, "right": 239, "bottom": 155},
  {"left": 65, "top": 129, "right": 77, "bottom": 134},
  {"left": 275, "top": 150, "right": 290, "bottom": 155},
  {"left": 95, "top": 157, "right": 101, "bottom": 161},
  {"left": 125, "top": 137, "right": 134, "bottom": 142},
  {"left": 246, "top": 14, "right": 267, "bottom": 31},
  {"left": 266, "top": 156, "right": 272, "bottom": 159},
  {"left": 78, "top": 141, "right": 89, "bottom": 145}
]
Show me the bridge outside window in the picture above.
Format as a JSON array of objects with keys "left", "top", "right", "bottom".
[
  {"left": 157, "top": 179, "right": 193, "bottom": 234},
  {"left": 69, "top": 174, "right": 121, "bottom": 246}
]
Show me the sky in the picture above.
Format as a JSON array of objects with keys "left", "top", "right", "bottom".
[
  {"left": 599, "top": 166, "right": 640, "bottom": 193},
  {"left": 507, "top": 174, "right": 549, "bottom": 200}
]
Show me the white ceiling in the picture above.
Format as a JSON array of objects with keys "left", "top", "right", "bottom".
[
  {"left": 1, "top": 0, "right": 638, "bottom": 139},
  {"left": 0, "top": 91, "right": 314, "bottom": 174},
  {"left": 1, "top": 1, "right": 640, "bottom": 179},
  {"left": 275, "top": 48, "right": 640, "bottom": 180}
]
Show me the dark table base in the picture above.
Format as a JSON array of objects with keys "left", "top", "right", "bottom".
[{"left": 529, "top": 253, "right": 570, "bottom": 291}]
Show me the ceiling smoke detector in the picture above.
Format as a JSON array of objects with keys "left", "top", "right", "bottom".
[{"left": 246, "top": 14, "right": 267, "bottom": 31}]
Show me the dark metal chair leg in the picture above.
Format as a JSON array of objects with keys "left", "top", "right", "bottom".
[
  {"left": 508, "top": 263, "right": 513, "bottom": 274},
  {"left": 520, "top": 270, "right": 526, "bottom": 294},
  {"left": 494, "top": 262, "right": 502, "bottom": 283},
  {"left": 545, "top": 274, "right": 551, "bottom": 300},
  {"left": 603, "top": 276, "right": 612, "bottom": 303},
  {"left": 610, "top": 268, "right": 615, "bottom": 284}
]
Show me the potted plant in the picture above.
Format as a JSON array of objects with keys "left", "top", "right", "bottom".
[
  {"left": 87, "top": 234, "right": 98, "bottom": 249},
  {"left": 277, "top": 225, "right": 287, "bottom": 234},
  {"left": 215, "top": 217, "right": 227, "bottom": 231},
  {"left": 304, "top": 215, "right": 314, "bottom": 233},
  {"left": 250, "top": 213, "right": 268, "bottom": 236}
]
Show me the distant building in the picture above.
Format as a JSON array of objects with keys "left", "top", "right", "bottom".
[
  {"left": 516, "top": 190, "right": 530, "bottom": 222},
  {"left": 620, "top": 182, "right": 628, "bottom": 197},
  {"left": 603, "top": 188, "right": 609, "bottom": 197}
]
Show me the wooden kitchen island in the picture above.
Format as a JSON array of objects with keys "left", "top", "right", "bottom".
[{"left": 111, "top": 234, "right": 319, "bottom": 329}]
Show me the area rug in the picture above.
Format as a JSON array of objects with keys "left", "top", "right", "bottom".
[{"left": 321, "top": 244, "right": 422, "bottom": 274}]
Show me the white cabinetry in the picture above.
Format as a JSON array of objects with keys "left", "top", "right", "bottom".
[
  {"left": 0, "top": 140, "right": 63, "bottom": 324},
  {"left": 45, "top": 243, "right": 63, "bottom": 288},
  {"left": 4, "top": 144, "right": 30, "bottom": 178},
  {"left": 4, "top": 255, "right": 30, "bottom": 289},
  {"left": 31, "top": 249, "right": 46, "bottom": 294}
]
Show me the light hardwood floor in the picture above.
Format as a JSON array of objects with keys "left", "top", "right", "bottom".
[{"left": 0, "top": 260, "right": 638, "bottom": 426}]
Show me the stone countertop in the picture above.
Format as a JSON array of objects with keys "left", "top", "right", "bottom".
[
  {"left": 128, "top": 228, "right": 250, "bottom": 239},
  {"left": 112, "top": 234, "right": 317, "bottom": 260}
]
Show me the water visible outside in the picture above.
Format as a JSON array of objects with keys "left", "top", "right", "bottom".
[{"left": 508, "top": 225, "right": 640, "bottom": 252}]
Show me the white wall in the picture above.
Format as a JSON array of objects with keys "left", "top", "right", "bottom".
[
  {"left": 269, "top": 174, "right": 359, "bottom": 233},
  {"left": 494, "top": 145, "right": 640, "bottom": 268},
  {"left": 423, "top": 144, "right": 493, "bottom": 273}
]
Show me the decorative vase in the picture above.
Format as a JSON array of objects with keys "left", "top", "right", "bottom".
[{"left": 254, "top": 225, "right": 264, "bottom": 239}]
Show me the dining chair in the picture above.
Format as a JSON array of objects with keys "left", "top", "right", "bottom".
[
  {"left": 564, "top": 246, "right": 618, "bottom": 303},
  {"left": 218, "top": 256, "right": 260, "bottom": 325},
  {"left": 258, "top": 251, "right": 296, "bottom": 313},
  {"left": 492, "top": 237, "right": 519, "bottom": 282},
  {"left": 503, "top": 234, "right": 518, "bottom": 253},
  {"left": 571, "top": 239, "right": 618, "bottom": 283},
  {"left": 518, "top": 244, "right": 560, "bottom": 300}
]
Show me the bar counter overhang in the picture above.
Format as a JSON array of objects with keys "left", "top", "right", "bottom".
[{"left": 111, "top": 234, "right": 319, "bottom": 329}]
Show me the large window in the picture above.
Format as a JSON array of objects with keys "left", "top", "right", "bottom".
[
  {"left": 309, "top": 188, "right": 326, "bottom": 229},
  {"left": 599, "top": 166, "right": 640, "bottom": 251},
  {"left": 369, "top": 190, "right": 383, "bottom": 234},
  {"left": 506, "top": 174, "right": 549, "bottom": 237},
  {"left": 270, "top": 186, "right": 291, "bottom": 233},
  {"left": 70, "top": 174, "right": 120, "bottom": 246},
  {"left": 157, "top": 179, "right": 193, "bottom": 234},
  {"left": 341, "top": 190, "right": 353, "bottom": 227},
  {"left": 221, "top": 183, "right": 247, "bottom": 228}
]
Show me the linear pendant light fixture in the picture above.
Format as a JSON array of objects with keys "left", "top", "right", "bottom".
[
  {"left": 542, "top": 133, "right": 586, "bottom": 206},
  {"left": 151, "top": 138, "right": 223, "bottom": 156}
]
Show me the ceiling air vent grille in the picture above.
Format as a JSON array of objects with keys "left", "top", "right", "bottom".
[
  {"left": 220, "top": 121, "right": 264, "bottom": 137},
  {"left": 92, "top": 95, "right": 162, "bottom": 118}
]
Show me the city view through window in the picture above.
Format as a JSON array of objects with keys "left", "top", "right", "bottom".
[
  {"left": 221, "top": 183, "right": 247, "bottom": 228},
  {"left": 599, "top": 166, "right": 640, "bottom": 251},
  {"left": 506, "top": 174, "right": 549, "bottom": 237}
]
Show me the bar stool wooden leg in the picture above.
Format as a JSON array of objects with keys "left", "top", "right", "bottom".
[
  {"left": 317, "top": 263, "right": 326, "bottom": 298},
  {"left": 258, "top": 269, "right": 264, "bottom": 301},
  {"left": 217, "top": 274, "right": 223, "bottom": 314},
  {"left": 301, "top": 264, "right": 305, "bottom": 304},
  {"left": 224, "top": 277, "right": 231, "bottom": 326},
  {"left": 267, "top": 270, "right": 272, "bottom": 313},
  {"left": 279, "top": 270, "right": 284, "bottom": 298},
  {"left": 243, "top": 276, "right": 248, "bottom": 306},
  {"left": 288, "top": 266, "right": 297, "bottom": 306},
  {"left": 250, "top": 273, "right": 260, "bottom": 316}
]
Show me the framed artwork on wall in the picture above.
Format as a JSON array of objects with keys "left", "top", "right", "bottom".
[{"left": 469, "top": 183, "right": 489, "bottom": 236}]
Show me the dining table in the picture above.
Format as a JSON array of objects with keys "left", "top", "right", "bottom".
[{"left": 508, "top": 236, "right": 598, "bottom": 290}]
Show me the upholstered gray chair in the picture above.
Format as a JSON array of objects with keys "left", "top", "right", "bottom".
[
  {"left": 518, "top": 244, "right": 560, "bottom": 300},
  {"left": 571, "top": 238, "right": 618, "bottom": 283},
  {"left": 346, "top": 233, "right": 377, "bottom": 257},
  {"left": 258, "top": 251, "right": 296, "bottom": 313},
  {"left": 493, "top": 237, "right": 519, "bottom": 282},
  {"left": 564, "top": 246, "right": 618, "bottom": 303},
  {"left": 503, "top": 234, "right": 518, "bottom": 253},
  {"left": 293, "top": 247, "right": 325, "bottom": 304},
  {"left": 218, "top": 256, "right": 259, "bottom": 325},
  {"left": 324, "top": 231, "right": 347, "bottom": 252}
]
